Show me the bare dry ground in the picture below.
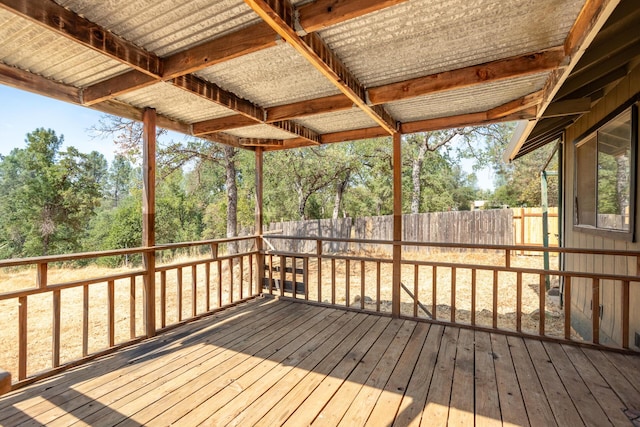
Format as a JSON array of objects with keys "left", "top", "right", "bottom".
[{"left": 0, "top": 250, "right": 576, "bottom": 382}]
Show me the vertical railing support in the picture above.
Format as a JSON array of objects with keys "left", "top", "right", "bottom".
[
  {"left": 255, "top": 147, "right": 265, "bottom": 296},
  {"left": 392, "top": 132, "right": 402, "bottom": 317},
  {"left": 142, "top": 108, "right": 156, "bottom": 338}
]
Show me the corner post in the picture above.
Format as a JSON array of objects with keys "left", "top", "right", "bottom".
[
  {"left": 255, "top": 147, "right": 265, "bottom": 295},
  {"left": 392, "top": 132, "right": 402, "bottom": 317},
  {"left": 142, "top": 108, "right": 156, "bottom": 337}
]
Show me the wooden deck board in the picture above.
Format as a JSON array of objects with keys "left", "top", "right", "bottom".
[{"left": 0, "top": 297, "right": 638, "bottom": 427}]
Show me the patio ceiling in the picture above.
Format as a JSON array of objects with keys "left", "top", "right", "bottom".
[{"left": 0, "top": 0, "right": 618, "bottom": 151}]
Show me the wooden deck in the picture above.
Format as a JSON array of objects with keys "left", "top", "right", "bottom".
[{"left": 1, "top": 297, "right": 639, "bottom": 427}]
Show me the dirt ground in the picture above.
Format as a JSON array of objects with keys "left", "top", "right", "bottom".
[{"left": 0, "top": 250, "right": 578, "bottom": 382}]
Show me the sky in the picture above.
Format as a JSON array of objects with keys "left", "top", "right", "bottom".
[{"left": 0, "top": 84, "right": 496, "bottom": 189}]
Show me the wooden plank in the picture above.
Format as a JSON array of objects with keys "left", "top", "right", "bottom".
[
  {"left": 432, "top": 265, "right": 437, "bottom": 320},
  {"left": 331, "top": 258, "right": 336, "bottom": 305},
  {"left": 321, "top": 126, "right": 389, "bottom": 144},
  {"left": 490, "top": 334, "right": 529, "bottom": 427},
  {"left": 0, "top": 0, "right": 161, "bottom": 76},
  {"left": 193, "top": 115, "right": 260, "bottom": 135},
  {"left": 38, "top": 301, "right": 309, "bottom": 427},
  {"left": 0, "top": 298, "right": 282, "bottom": 424},
  {"left": 543, "top": 342, "right": 612, "bottom": 427},
  {"left": 600, "top": 351, "right": 640, "bottom": 396},
  {"left": 0, "top": 62, "right": 81, "bottom": 105},
  {"left": 176, "top": 267, "right": 183, "bottom": 321},
  {"left": 314, "top": 319, "right": 415, "bottom": 426},
  {"left": 493, "top": 270, "right": 498, "bottom": 328},
  {"left": 474, "top": 332, "right": 501, "bottom": 426},
  {"left": 108, "top": 280, "right": 115, "bottom": 348},
  {"left": 516, "top": 272, "right": 522, "bottom": 332},
  {"left": 298, "top": 0, "right": 407, "bottom": 32},
  {"left": 450, "top": 267, "right": 456, "bottom": 323},
  {"left": 254, "top": 314, "right": 385, "bottom": 427},
  {"left": 400, "top": 108, "right": 537, "bottom": 134},
  {"left": 376, "top": 261, "right": 381, "bottom": 312},
  {"left": 345, "top": 259, "right": 350, "bottom": 307},
  {"left": 525, "top": 339, "right": 583, "bottom": 426},
  {"left": 317, "top": 241, "right": 322, "bottom": 303},
  {"left": 280, "top": 317, "right": 397, "bottom": 426},
  {"left": 130, "top": 276, "right": 137, "bottom": 338},
  {"left": 280, "top": 256, "right": 286, "bottom": 298},
  {"left": 222, "top": 311, "right": 364, "bottom": 426},
  {"left": 142, "top": 109, "right": 156, "bottom": 338},
  {"left": 292, "top": 257, "right": 298, "bottom": 299},
  {"left": 562, "top": 345, "right": 632, "bottom": 426},
  {"left": 244, "top": 0, "right": 396, "bottom": 133},
  {"left": 592, "top": 277, "right": 599, "bottom": 344},
  {"left": 37, "top": 263, "right": 47, "bottom": 288},
  {"left": 471, "top": 268, "right": 476, "bottom": 326},
  {"left": 205, "top": 263, "right": 210, "bottom": 313},
  {"left": 564, "top": 276, "right": 571, "bottom": 340},
  {"left": 18, "top": 295, "right": 27, "bottom": 380},
  {"left": 447, "top": 329, "right": 475, "bottom": 426},
  {"left": 82, "top": 285, "right": 89, "bottom": 357},
  {"left": 266, "top": 94, "right": 353, "bottom": 122},
  {"left": 540, "top": 274, "right": 546, "bottom": 335},
  {"left": 360, "top": 260, "right": 365, "bottom": 310},
  {"left": 392, "top": 132, "right": 402, "bottom": 316},
  {"left": 506, "top": 336, "right": 557, "bottom": 426},
  {"left": 621, "top": 280, "right": 629, "bottom": 348},
  {"left": 191, "top": 265, "right": 197, "bottom": 317},
  {"left": 370, "top": 47, "right": 564, "bottom": 105},
  {"left": 52, "top": 290, "right": 61, "bottom": 368},
  {"left": 413, "top": 264, "right": 419, "bottom": 317},
  {"left": 420, "top": 326, "right": 460, "bottom": 427},
  {"left": 217, "top": 260, "right": 222, "bottom": 308}
]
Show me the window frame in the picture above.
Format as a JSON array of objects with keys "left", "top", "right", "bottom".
[{"left": 572, "top": 102, "right": 638, "bottom": 241}]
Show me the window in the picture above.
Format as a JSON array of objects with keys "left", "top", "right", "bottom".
[{"left": 575, "top": 106, "right": 637, "bottom": 237}]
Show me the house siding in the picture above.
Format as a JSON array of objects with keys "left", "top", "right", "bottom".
[{"left": 563, "top": 64, "right": 640, "bottom": 348}]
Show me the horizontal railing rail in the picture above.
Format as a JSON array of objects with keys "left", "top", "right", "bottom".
[{"left": 0, "top": 236, "right": 260, "bottom": 389}]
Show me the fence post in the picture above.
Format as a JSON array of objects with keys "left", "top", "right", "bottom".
[{"left": 142, "top": 108, "right": 156, "bottom": 338}]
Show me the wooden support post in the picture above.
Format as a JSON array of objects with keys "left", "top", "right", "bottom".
[
  {"left": 82, "top": 285, "right": 89, "bottom": 356},
  {"left": 130, "top": 276, "right": 136, "bottom": 338},
  {"left": 255, "top": 147, "right": 265, "bottom": 295},
  {"left": 108, "top": 280, "right": 115, "bottom": 347},
  {"left": 471, "top": 269, "right": 476, "bottom": 326},
  {"left": 142, "top": 108, "right": 156, "bottom": 338},
  {"left": 317, "top": 240, "right": 322, "bottom": 302},
  {"left": 18, "top": 296, "right": 27, "bottom": 380},
  {"left": 564, "top": 276, "right": 571, "bottom": 340},
  {"left": 52, "top": 289, "right": 60, "bottom": 368},
  {"left": 622, "top": 280, "right": 629, "bottom": 348},
  {"left": 516, "top": 272, "right": 522, "bottom": 333},
  {"left": 392, "top": 132, "right": 402, "bottom": 317},
  {"left": 37, "top": 263, "right": 47, "bottom": 288},
  {"left": 592, "top": 278, "right": 599, "bottom": 344},
  {"left": 191, "top": 265, "right": 197, "bottom": 317},
  {"left": 539, "top": 274, "right": 546, "bottom": 336}
]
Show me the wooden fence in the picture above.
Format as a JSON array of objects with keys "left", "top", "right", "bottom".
[{"left": 513, "top": 207, "right": 559, "bottom": 247}]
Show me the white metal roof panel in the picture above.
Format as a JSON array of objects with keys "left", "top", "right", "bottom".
[
  {"left": 294, "top": 108, "right": 379, "bottom": 134},
  {"left": 320, "top": 0, "right": 584, "bottom": 87},
  {"left": 0, "top": 8, "right": 129, "bottom": 87},
  {"left": 385, "top": 73, "right": 550, "bottom": 122},
  {"left": 116, "top": 82, "right": 236, "bottom": 124},
  {"left": 56, "top": 0, "right": 260, "bottom": 57},
  {"left": 196, "top": 43, "right": 341, "bottom": 108},
  {"left": 225, "top": 124, "right": 299, "bottom": 140}
]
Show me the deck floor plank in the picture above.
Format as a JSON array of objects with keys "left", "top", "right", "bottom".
[
  {"left": 0, "top": 299, "right": 638, "bottom": 427},
  {"left": 420, "top": 326, "right": 460, "bottom": 427},
  {"left": 562, "top": 345, "right": 632, "bottom": 426},
  {"left": 543, "top": 342, "right": 612, "bottom": 427},
  {"left": 474, "top": 331, "right": 502, "bottom": 427},
  {"left": 392, "top": 324, "right": 444, "bottom": 427},
  {"left": 490, "top": 333, "right": 529, "bottom": 427},
  {"left": 507, "top": 336, "right": 558, "bottom": 427},
  {"left": 364, "top": 322, "right": 431, "bottom": 427}
]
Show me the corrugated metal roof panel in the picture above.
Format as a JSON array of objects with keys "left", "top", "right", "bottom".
[
  {"left": 0, "top": 9, "right": 129, "bottom": 87},
  {"left": 386, "top": 72, "right": 550, "bottom": 122},
  {"left": 294, "top": 108, "right": 379, "bottom": 134},
  {"left": 320, "top": 0, "right": 584, "bottom": 87},
  {"left": 116, "top": 82, "right": 236, "bottom": 124},
  {"left": 225, "top": 124, "right": 299, "bottom": 140},
  {"left": 56, "top": 0, "right": 260, "bottom": 57},
  {"left": 196, "top": 43, "right": 341, "bottom": 108}
]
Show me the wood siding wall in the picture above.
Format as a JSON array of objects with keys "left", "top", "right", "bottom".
[{"left": 563, "top": 64, "right": 640, "bottom": 349}]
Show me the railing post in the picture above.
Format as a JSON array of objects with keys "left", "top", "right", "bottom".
[
  {"left": 142, "top": 108, "right": 156, "bottom": 338},
  {"left": 392, "top": 132, "right": 402, "bottom": 317},
  {"left": 255, "top": 147, "right": 265, "bottom": 296}
]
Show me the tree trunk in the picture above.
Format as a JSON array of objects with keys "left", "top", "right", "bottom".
[
  {"left": 223, "top": 145, "right": 238, "bottom": 254},
  {"left": 411, "top": 141, "right": 428, "bottom": 214},
  {"left": 332, "top": 172, "right": 350, "bottom": 219}
]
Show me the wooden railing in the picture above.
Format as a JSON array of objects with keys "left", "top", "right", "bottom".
[
  {"left": 263, "top": 235, "right": 639, "bottom": 352},
  {"left": 0, "top": 236, "right": 259, "bottom": 388}
]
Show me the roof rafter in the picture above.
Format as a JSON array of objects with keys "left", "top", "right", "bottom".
[
  {"left": 0, "top": 0, "right": 161, "bottom": 77},
  {"left": 0, "top": 62, "right": 81, "bottom": 105},
  {"left": 243, "top": 0, "right": 397, "bottom": 134},
  {"left": 297, "top": 0, "right": 408, "bottom": 33},
  {"left": 400, "top": 107, "right": 538, "bottom": 134},
  {"left": 486, "top": 91, "right": 543, "bottom": 120}
]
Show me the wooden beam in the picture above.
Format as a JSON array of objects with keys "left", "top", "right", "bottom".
[
  {"left": 298, "top": 0, "right": 407, "bottom": 33},
  {"left": 0, "top": 0, "right": 161, "bottom": 77},
  {"left": 266, "top": 94, "right": 353, "bottom": 122},
  {"left": 255, "top": 147, "right": 264, "bottom": 295},
  {"left": 271, "top": 120, "right": 321, "bottom": 145},
  {"left": 172, "top": 74, "right": 263, "bottom": 121},
  {"left": 244, "top": 0, "right": 397, "bottom": 134},
  {"left": 486, "top": 91, "right": 543, "bottom": 120},
  {"left": 163, "top": 22, "right": 278, "bottom": 79},
  {"left": 142, "top": 108, "right": 156, "bottom": 338},
  {"left": 564, "top": 0, "right": 613, "bottom": 56},
  {"left": 320, "top": 126, "right": 389, "bottom": 144},
  {"left": 542, "top": 98, "right": 592, "bottom": 118},
  {"left": 368, "top": 46, "right": 565, "bottom": 105},
  {"left": 82, "top": 71, "right": 157, "bottom": 105},
  {"left": 392, "top": 132, "right": 402, "bottom": 317},
  {"left": 193, "top": 115, "right": 260, "bottom": 135},
  {"left": 400, "top": 108, "right": 537, "bottom": 134},
  {"left": 239, "top": 138, "right": 284, "bottom": 147},
  {"left": 0, "top": 62, "right": 81, "bottom": 105}
]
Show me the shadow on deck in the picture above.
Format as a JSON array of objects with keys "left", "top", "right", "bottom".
[{"left": 0, "top": 296, "right": 639, "bottom": 426}]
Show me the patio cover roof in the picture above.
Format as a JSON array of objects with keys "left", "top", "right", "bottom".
[
  {"left": 0, "top": 0, "right": 619, "bottom": 151},
  {"left": 505, "top": 0, "right": 639, "bottom": 161}
]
